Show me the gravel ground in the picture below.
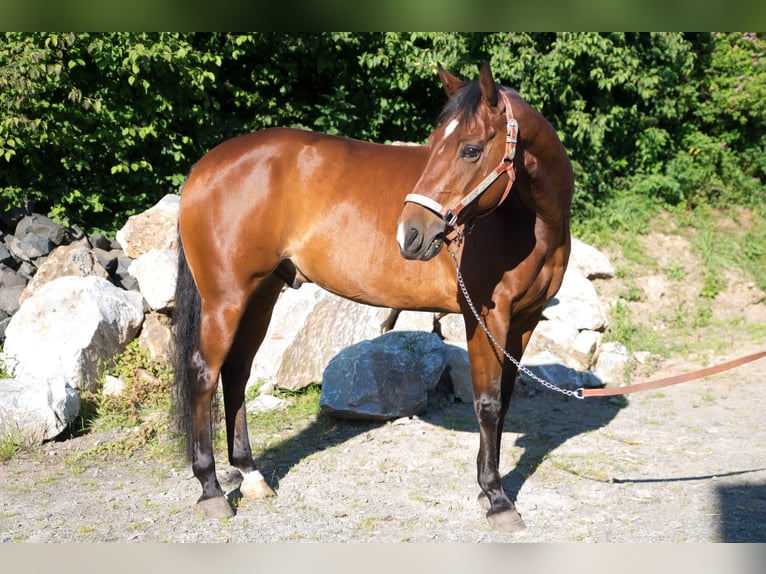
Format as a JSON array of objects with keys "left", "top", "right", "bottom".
[{"left": 2, "top": 346, "right": 765, "bottom": 543}]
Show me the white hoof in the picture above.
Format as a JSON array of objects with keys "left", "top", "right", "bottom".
[{"left": 240, "top": 470, "right": 276, "bottom": 499}]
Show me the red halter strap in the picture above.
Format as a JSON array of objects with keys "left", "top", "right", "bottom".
[{"left": 405, "top": 89, "right": 518, "bottom": 228}]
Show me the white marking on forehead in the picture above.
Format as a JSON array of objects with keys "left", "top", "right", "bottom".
[{"left": 443, "top": 118, "right": 460, "bottom": 138}]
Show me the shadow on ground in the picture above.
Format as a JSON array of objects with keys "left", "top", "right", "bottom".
[
  {"left": 248, "top": 367, "right": 625, "bottom": 509},
  {"left": 716, "top": 482, "right": 766, "bottom": 542}
]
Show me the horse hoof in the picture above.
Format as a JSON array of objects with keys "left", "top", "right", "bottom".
[
  {"left": 197, "top": 496, "right": 235, "bottom": 519},
  {"left": 240, "top": 471, "right": 276, "bottom": 500},
  {"left": 486, "top": 507, "right": 526, "bottom": 533},
  {"left": 477, "top": 492, "right": 490, "bottom": 511}
]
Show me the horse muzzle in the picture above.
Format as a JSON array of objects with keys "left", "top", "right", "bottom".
[{"left": 397, "top": 219, "right": 447, "bottom": 261}]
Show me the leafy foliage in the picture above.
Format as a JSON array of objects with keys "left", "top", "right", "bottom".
[{"left": 1, "top": 33, "right": 764, "bottom": 233}]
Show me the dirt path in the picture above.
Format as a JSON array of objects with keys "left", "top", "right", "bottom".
[{"left": 2, "top": 343, "right": 764, "bottom": 543}]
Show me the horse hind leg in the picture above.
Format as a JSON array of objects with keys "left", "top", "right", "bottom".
[
  {"left": 220, "top": 274, "right": 284, "bottom": 501},
  {"left": 190, "top": 283, "right": 282, "bottom": 519}
]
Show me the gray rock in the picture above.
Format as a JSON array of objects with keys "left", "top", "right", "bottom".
[
  {"left": 0, "top": 314, "right": 10, "bottom": 342},
  {"left": 15, "top": 214, "right": 67, "bottom": 246},
  {"left": 0, "top": 266, "right": 28, "bottom": 289},
  {"left": 88, "top": 233, "right": 114, "bottom": 251},
  {"left": 0, "top": 243, "right": 13, "bottom": 265},
  {"left": 0, "top": 266, "right": 28, "bottom": 318},
  {"left": 5, "top": 233, "right": 52, "bottom": 262},
  {"left": 113, "top": 255, "right": 139, "bottom": 291},
  {"left": 320, "top": 331, "right": 448, "bottom": 421},
  {"left": 445, "top": 344, "right": 473, "bottom": 403},
  {"left": 91, "top": 247, "right": 120, "bottom": 275},
  {"left": 0, "top": 285, "right": 25, "bottom": 316}
]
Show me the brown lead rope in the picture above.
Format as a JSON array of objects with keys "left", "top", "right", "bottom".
[
  {"left": 580, "top": 349, "right": 766, "bottom": 398},
  {"left": 450, "top": 239, "right": 766, "bottom": 399}
]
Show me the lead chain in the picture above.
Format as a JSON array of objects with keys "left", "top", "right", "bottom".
[{"left": 448, "top": 243, "right": 584, "bottom": 400}]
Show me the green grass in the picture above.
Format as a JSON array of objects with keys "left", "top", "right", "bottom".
[
  {"left": 0, "top": 425, "right": 24, "bottom": 463},
  {"left": 235, "top": 383, "right": 323, "bottom": 459},
  {"left": 577, "top": 193, "right": 766, "bottom": 360}
]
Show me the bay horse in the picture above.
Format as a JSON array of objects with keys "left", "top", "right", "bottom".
[{"left": 173, "top": 60, "right": 573, "bottom": 533}]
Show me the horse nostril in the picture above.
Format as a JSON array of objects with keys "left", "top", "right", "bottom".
[{"left": 405, "top": 227, "right": 422, "bottom": 252}]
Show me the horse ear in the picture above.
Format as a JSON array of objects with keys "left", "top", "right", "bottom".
[
  {"left": 438, "top": 63, "right": 465, "bottom": 97},
  {"left": 478, "top": 60, "right": 499, "bottom": 108}
]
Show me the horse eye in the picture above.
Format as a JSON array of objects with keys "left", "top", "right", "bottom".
[{"left": 461, "top": 145, "right": 482, "bottom": 161}]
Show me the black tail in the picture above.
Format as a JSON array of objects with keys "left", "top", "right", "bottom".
[{"left": 172, "top": 238, "right": 200, "bottom": 461}]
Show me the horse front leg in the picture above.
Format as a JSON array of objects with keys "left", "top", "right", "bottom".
[
  {"left": 473, "top": 368, "right": 525, "bottom": 532},
  {"left": 466, "top": 314, "right": 528, "bottom": 533}
]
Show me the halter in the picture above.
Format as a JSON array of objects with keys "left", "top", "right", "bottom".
[{"left": 404, "top": 89, "right": 518, "bottom": 228}]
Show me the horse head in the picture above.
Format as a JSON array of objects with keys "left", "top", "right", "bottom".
[{"left": 397, "top": 60, "right": 518, "bottom": 261}]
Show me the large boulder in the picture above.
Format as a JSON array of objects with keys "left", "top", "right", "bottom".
[
  {"left": 248, "top": 284, "right": 328, "bottom": 387},
  {"left": 2, "top": 276, "right": 145, "bottom": 393},
  {"left": 251, "top": 286, "right": 393, "bottom": 391},
  {"left": 320, "top": 331, "right": 448, "bottom": 421},
  {"left": 0, "top": 377, "right": 81, "bottom": 442}
]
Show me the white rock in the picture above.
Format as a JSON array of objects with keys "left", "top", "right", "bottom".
[
  {"left": 248, "top": 284, "right": 326, "bottom": 387},
  {"left": 543, "top": 269, "right": 609, "bottom": 331},
  {"left": 438, "top": 314, "right": 466, "bottom": 343},
  {"left": 116, "top": 194, "right": 179, "bottom": 259},
  {"left": 526, "top": 319, "right": 579, "bottom": 360},
  {"left": 246, "top": 394, "right": 289, "bottom": 414},
  {"left": 260, "top": 285, "right": 389, "bottom": 390},
  {"left": 569, "top": 329, "right": 604, "bottom": 370},
  {"left": 520, "top": 350, "right": 603, "bottom": 391},
  {"left": 0, "top": 377, "right": 81, "bottom": 442},
  {"left": 3, "top": 276, "right": 145, "bottom": 392},
  {"left": 128, "top": 249, "right": 178, "bottom": 311},
  {"left": 569, "top": 238, "right": 615, "bottom": 279},
  {"left": 102, "top": 375, "right": 125, "bottom": 397},
  {"left": 390, "top": 310, "right": 437, "bottom": 333},
  {"left": 594, "top": 342, "right": 631, "bottom": 386}
]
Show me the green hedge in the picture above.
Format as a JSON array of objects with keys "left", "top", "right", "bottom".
[{"left": 1, "top": 32, "right": 764, "bottom": 233}]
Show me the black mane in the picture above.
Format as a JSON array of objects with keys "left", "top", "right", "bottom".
[{"left": 438, "top": 82, "right": 518, "bottom": 126}]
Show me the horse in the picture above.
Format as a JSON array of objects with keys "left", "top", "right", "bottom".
[{"left": 173, "top": 60, "right": 573, "bottom": 533}]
